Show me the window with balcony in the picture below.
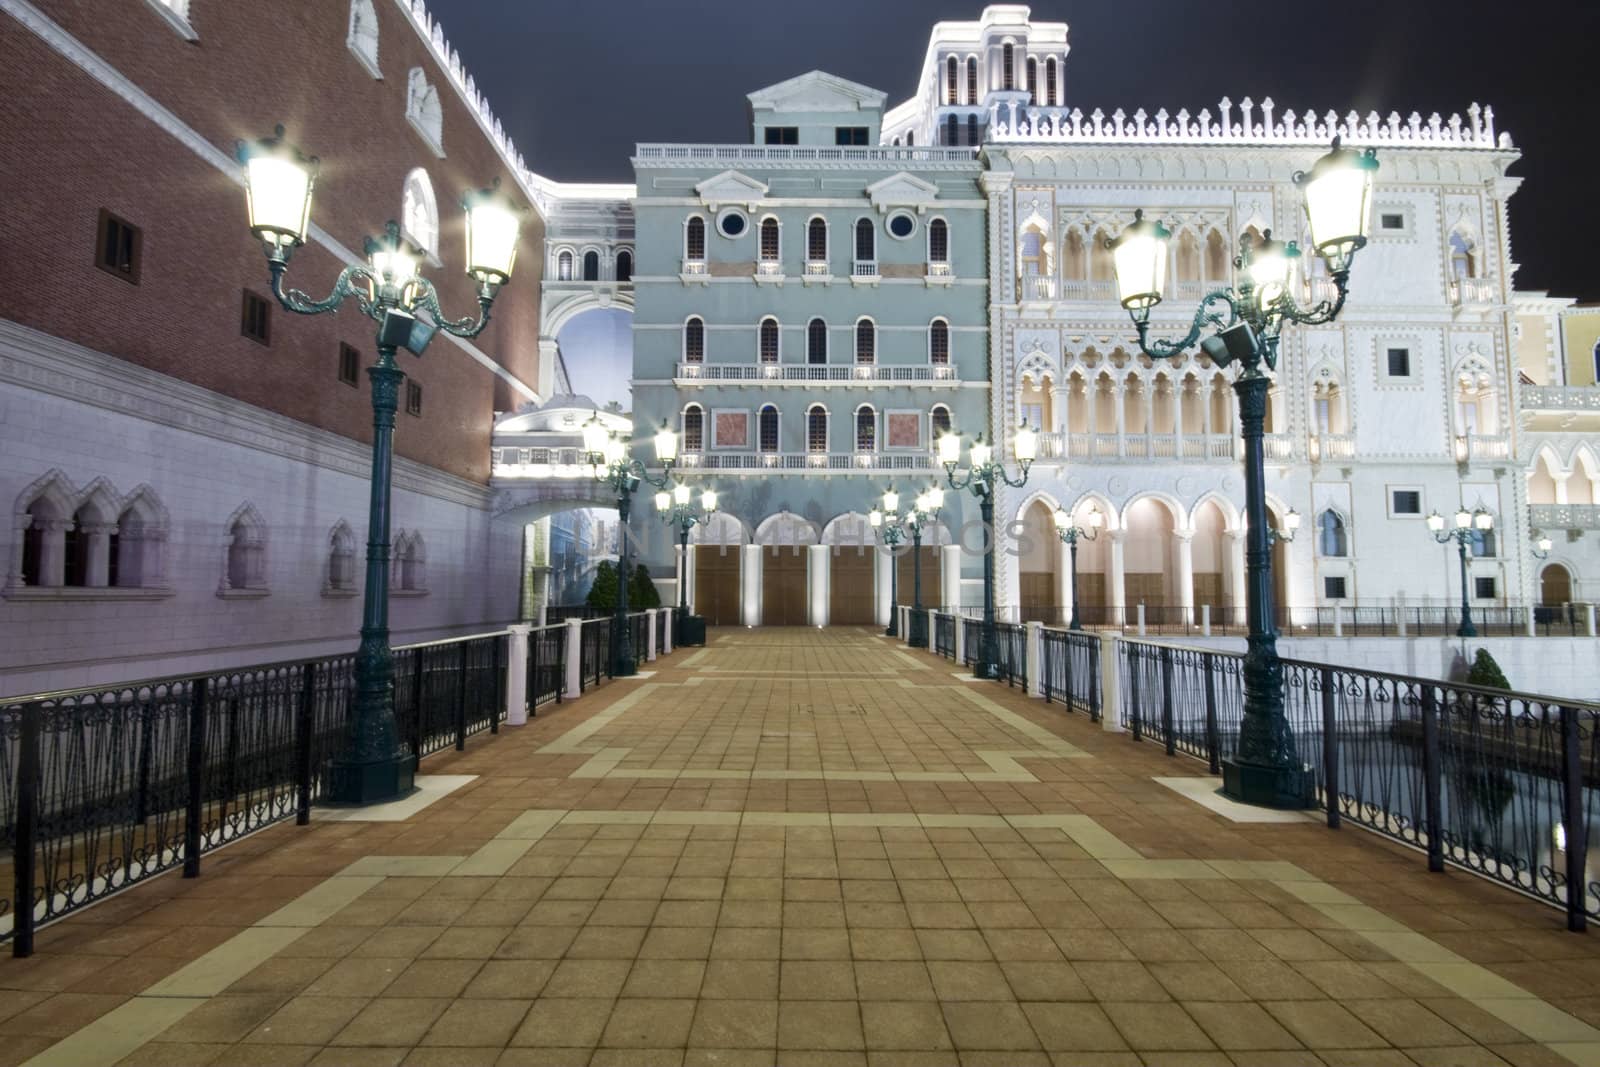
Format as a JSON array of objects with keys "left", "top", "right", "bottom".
[
  {"left": 807, "top": 318, "right": 827, "bottom": 364},
  {"left": 759, "top": 405, "right": 779, "bottom": 453},
  {"left": 807, "top": 217, "right": 828, "bottom": 268},
  {"left": 807, "top": 405, "right": 828, "bottom": 453},
  {"left": 1449, "top": 229, "right": 1477, "bottom": 279},
  {"left": 855, "top": 319, "right": 876, "bottom": 364},
  {"left": 946, "top": 56, "right": 959, "bottom": 104},
  {"left": 946, "top": 114, "right": 959, "bottom": 146},
  {"left": 684, "top": 317, "right": 705, "bottom": 363},
  {"left": 931, "top": 405, "right": 952, "bottom": 438},
  {"left": 685, "top": 216, "right": 706, "bottom": 261},
  {"left": 557, "top": 250, "right": 573, "bottom": 280},
  {"left": 582, "top": 251, "right": 600, "bottom": 281},
  {"left": 683, "top": 405, "right": 704, "bottom": 452},
  {"left": 759, "top": 317, "right": 780, "bottom": 363},
  {"left": 928, "top": 218, "right": 949, "bottom": 271},
  {"left": 854, "top": 218, "right": 875, "bottom": 265},
  {"left": 1318, "top": 510, "right": 1347, "bottom": 557},
  {"left": 1026, "top": 56, "right": 1038, "bottom": 104},
  {"left": 1002, "top": 43, "right": 1015, "bottom": 90},
  {"left": 616, "top": 250, "right": 632, "bottom": 283},
  {"left": 759, "top": 217, "right": 780, "bottom": 269},
  {"left": 1471, "top": 528, "right": 1497, "bottom": 557},
  {"left": 929, "top": 320, "right": 950, "bottom": 365},
  {"left": 966, "top": 56, "right": 978, "bottom": 104},
  {"left": 967, "top": 115, "right": 979, "bottom": 146},
  {"left": 1045, "top": 57, "right": 1058, "bottom": 105},
  {"left": 855, "top": 406, "right": 877, "bottom": 452}
]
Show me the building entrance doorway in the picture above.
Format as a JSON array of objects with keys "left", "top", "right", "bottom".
[
  {"left": 694, "top": 545, "right": 741, "bottom": 626},
  {"left": 762, "top": 547, "right": 807, "bottom": 626},
  {"left": 831, "top": 546, "right": 875, "bottom": 625}
]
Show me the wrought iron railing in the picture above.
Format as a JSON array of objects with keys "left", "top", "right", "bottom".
[
  {"left": 2, "top": 631, "right": 509, "bottom": 955},
  {"left": 580, "top": 618, "right": 611, "bottom": 692},
  {"left": 1046, "top": 601, "right": 1589, "bottom": 638},
  {"left": 655, "top": 612, "right": 668, "bottom": 657},
  {"left": 527, "top": 624, "right": 566, "bottom": 709},
  {"left": 933, "top": 612, "right": 955, "bottom": 659},
  {"left": 1039, "top": 628, "right": 1101, "bottom": 722},
  {"left": 546, "top": 603, "right": 600, "bottom": 623},
  {"left": 1115, "top": 638, "right": 1600, "bottom": 928}
]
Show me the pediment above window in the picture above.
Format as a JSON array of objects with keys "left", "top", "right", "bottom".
[
  {"left": 695, "top": 170, "right": 769, "bottom": 211},
  {"left": 865, "top": 172, "right": 940, "bottom": 214}
]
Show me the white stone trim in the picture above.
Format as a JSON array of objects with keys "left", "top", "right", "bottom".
[{"left": 141, "top": 0, "right": 196, "bottom": 41}]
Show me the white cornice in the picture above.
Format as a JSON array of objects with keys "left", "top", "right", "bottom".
[
  {"left": 1, "top": 0, "right": 539, "bottom": 406},
  {"left": 0, "top": 319, "right": 493, "bottom": 510}
]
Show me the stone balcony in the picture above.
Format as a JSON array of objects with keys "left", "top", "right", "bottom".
[
  {"left": 1521, "top": 385, "right": 1600, "bottom": 412},
  {"left": 1530, "top": 503, "right": 1600, "bottom": 531},
  {"left": 678, "top": 450, "right": 938, "bottom": 473},
  {"left": 674, "top": 362, "right": 959, "bottom": 387}
]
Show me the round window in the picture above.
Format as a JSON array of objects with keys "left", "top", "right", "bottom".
[
  {"left": 887, "top": 212, "right": 917, "bottom": 240},
  {"left": 717, "top": 209, "right": 747, "bottom": 238}
]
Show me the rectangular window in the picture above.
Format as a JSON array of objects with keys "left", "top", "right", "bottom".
[
  {"left": 1380, "top": 212, "right": 1405, "bottom": 230},
  {"left": 1391, "top": 490, "right": 1421, "bottom": 515},
  {"left": 240, "top": 290, "right": 271, "bottom": 345},
  {"left": 764, "top": 126, "right": 798, "bottom": 145},
  {"left": 1386, "top": 347, "right": 1411, "bottom": 377},
  {"left": 95, "top": 209, "right": 142, "bottom": 284},
  {"left": 1323, "top": 576, "right": 1347, "bottom": 600},
  {"left": 1474, "top": 576, "right": 1497, "bottom": 600},
  {"left": 834, "top": 126, "right": 868, "bottom": 146},
  {"left": 405, "top": 380, "right": 423, "bottom": 417},
  {"left": 338, "top": 343, "right": 360, "bottom": 387}
]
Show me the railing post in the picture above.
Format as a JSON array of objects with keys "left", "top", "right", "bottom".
[
  {"left": 455, "top": 641, "right": 469, "bottom": 752},
  {"left": 660, "top": 608, "right": 673, "bottom": 654},
  {"left": 954, "top": 615, "right": 966, "bottom": 666},
  {"left": 1160, "top": 646, "right": 1176, "bottom": 756},
  {"left": 296, "top": 663, "right": 316, "bottom": 826},
  {"left": 12, "top": 704, "right": 40, "bottom": 958},
  {"left": 1128, "top": 644, "right": 1143, "bottom": 742},
  {"left": 506, "top": 624, "right": 531, "bottom": 727},
  {"left": 1526, "top": 606, "right": 1537, "bottom": 638},
  {"left": 1202, "top": 652, "right": 1220, "bottom": 775},
  {"left": 1320, "top": 666, "right": 1339, "bottom": 830},
  {"left": 1099, "top": 635, "right": 1120, "bottom": 732},
  {"left": 1561, "top": 705, "right": 1588, "bottom": 932},
  {"left": 184, "top": 677, "right": 208, "bottom": 879},
  {"left": 564, "top": 618, "right": 584, "bottom": 700},
  {"left": 645, "top": 611, "right": 657, "bottom": 663},
  {"left": 1200, "top": 603, "right": 1211, "bottom": 637},
  {"left": 1421, "top": 685, "right": 1444, "bottom": 873},
  {"left": 1333, "top": 603, "right": 1344, "bottom": 638},
  {"left": 1137, "top": 603, "right": 1146, "bottom": 637},
  {"left": 1026, "top": 622, "right": 1043, "bottom": 699},
  {"left": 1086, "top": 634, "right": 1099, "bottom": 722},
  {"left": 492, "top": 636, "right": 505, "bottom": 733},
  {"left": 1587, "top": 605, "right": 1596, "bottom": 638}
]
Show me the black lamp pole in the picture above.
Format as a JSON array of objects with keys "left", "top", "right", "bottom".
[
  {"left": 942, "top": 440, "right": 1031, "bottom": 680},
  {"left": 659, "top": 486, "right": 716, "bottom": 644},
  {"left": 587, "top": 416, "right": 675, "bottom": 677}
]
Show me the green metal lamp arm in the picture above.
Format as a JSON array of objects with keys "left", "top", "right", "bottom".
[
  {"left": 1273, "top": 268, "right": 1352, "bottom": 328},
  {"left": 1133, "top": 289, "right": 1240, "bottom": 361},
  {"left": 411, "top": 276, "right": 495, "bottom": 340},
  {"left": 268, "top": 259, "right": 376, "bottom": 319}
]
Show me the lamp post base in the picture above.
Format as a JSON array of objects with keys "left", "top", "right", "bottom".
[
  {"left": 325, "top": 752, "right": 417, "bottom": 806},
  {"left": 908, "top": 610, "right": 928, "bottom": 649},
  {"left": 1221, "top": 757, "right": 1313, "bottom": 810}
]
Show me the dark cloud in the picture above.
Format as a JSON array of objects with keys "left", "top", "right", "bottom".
[{"left": 426, "top": 0, "right": 1600, "bottom": 298}]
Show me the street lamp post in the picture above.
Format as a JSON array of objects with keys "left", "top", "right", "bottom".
[
  {"left": 238, "top": 127, "right": 522, "bottom": 806},
  {"left": 1108, "top": 138, "right": 1378, "bottom": 808},
  {"left": 584, "top": 414, "right": 678, "bottom": 676},
  {"left": 1050, "top": 504, "right": 1104, "bottom": 630},
  {"left": 655, "top": 481, "right": 717, "bottom": 643},
  {"left": 1428, "top": 505, "right": 1493, "bottom": 638},
  {"left": 868, "top": 488, "right": 906, "bottom": 639},
  {"left": 908, "top": 487, "right": 944, "bottom": 649},
  {"left": 938, "top": 429, "right": 1037, "bottom": 680}
]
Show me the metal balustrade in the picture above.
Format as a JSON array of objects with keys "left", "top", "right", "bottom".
[
  {"left": 527, "top": 625, "right": 565, "bottom": 709},
  {"left": 678, "top": 451, "right": 938, "bottom": 472},
  {"left": 1039, "top": 628, "right": 1100, "bottom": 721},
  {"left": 674, "top": 363, "right": 957, "bottom": 384}
]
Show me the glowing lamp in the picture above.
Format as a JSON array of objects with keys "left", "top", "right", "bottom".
[
  {"left": 701, "top": 490, "right": 717, "bottom": 513},
  {"left": 1474, "top": 507, "right": 1494, "bottom": 531},
  {"left": 1052, "top": 507, "right": 1070, "bottom": 529},
  {"left": 883, "top": 489, "right": 900, "bottom": 514},
  {"left": 655, "top": 426, "right": 679, "bottom": 463},
  {"left": 1013, "top": 425, "right": 1038, "bottom": 463},
  {"left": 869, "top": 509, "right": 884, "bottom": 528},
  {"left": 1245, "top": 231, "right": 1297, "bottom": 310},
  {"left": 1455, "top": 507, "right": 1472, "bottom": 531},
  {"left": 937, "top": 431, "right": 962, "bottom": 467},
  {"left": 969, "top": 439, "right": 993, "bottom": 470},
  {"left": 925, "top": 487, "right": 944, "bottom": 511},
  {"left": 1537, "top": 535, "right": 1554, "bottom": 556},
  {"left": 1283, "top": 508, "right": 1302, "bottom": 535},
  {"left": 1085, "top": 507, "right": 1104, "bottom": 530},
  {"left": 581, "top": 412, "right": 611, "bottom": 459},
  {"left": 1109, "top": 209, "right": 1170, "bottom": 318},
  {"left": 1426, "top": 511, "right": 1446, "bottom": 534},
  {"left": 1295, "top": 138, "right": 1379, "bottom": 273},
  {"left": 654, "top": 490, "right": 671, "bottom": 512},
  {"left": 462, "top": 180, "right": 521, "bottom": 285},
  {"left": 673, "top": 482, "right": 692, "bottom": 507},
  {"left": 239, "top": 126, "right": 316, "bottom": 248}
]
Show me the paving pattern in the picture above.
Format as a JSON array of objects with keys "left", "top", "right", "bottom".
[{"left": 4, "top": 628, "right": 1600, "bottom": 1066}]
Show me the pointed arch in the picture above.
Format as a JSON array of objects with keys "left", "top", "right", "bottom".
[
  {"left": 347, "top": 0, "right": 381, "bottom": 77},
  {"left": 221, "top": 502, "right": 268, "bottom": 594},
  {"left": 822, "top": 511, "right": 874, "bottom": 547},
  {"left": 401, "top": 168, "right": 439, "bottom": 256},
  {"left": 11, "top": 470, "right": 76, "bottom": 589}
]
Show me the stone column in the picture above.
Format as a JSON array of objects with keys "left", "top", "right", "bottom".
[
  {"left": 1056, "top": 539, "right": 1073, "bottom": 625},
  {"left": 563, "top": 618, "right": 583, "bottom": 699},
  {"left": 505, "top": 624, "right": 532, "bottom": 726},
  {"left": 808, "top": 545, "right": 830, "bottom": 627},
  {"left": 644, "top": 610, "right": 657, "bottom": 663},
  {"left": 1107, "top": 529, "right": 1127, "bottom": 625},
  {"left": 83, "top": 522, "right": 115, "bottom": 587},
  {"left": 741, "top": 545, "right": 762, "bottom": 627},
  {"left": 1554, "top": 472, "right": 1571, "bottom": 506},
  {"left": 876, "top": 545, "right": 894, "bottom": 627},
  {"left": 1174, "top": 529, "right": 1195, "bottom": 624},
  {"left": 1226, "top": 529, "right": 1247, "bottom": 627},
  {"left": 941, "top": 544, "right": 963, "bottom": 611}
]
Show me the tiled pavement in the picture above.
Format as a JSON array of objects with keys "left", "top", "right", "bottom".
[{"left": 5, "top": 628, "right": 1600, "bottom": 1066}]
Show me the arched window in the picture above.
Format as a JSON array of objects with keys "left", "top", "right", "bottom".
[
  {"left": 1593, "top": 341, "right": 1600, "bottom": 384},
  {"left": 404, "top": 68, "right": 443, "bottom": 155},
  {"left": 906, "top": 131, "right": 914, "bottom": 147},
  {"left": 1019, "top": 228, "right": 1045, "bottom": 276},
  {"left": 1175, "top": 230, "right": 1202, "bottom": 284},
  {"left": 855, "top": 319, "right": 876, "bottom": 364},
  {"left": 855, "top": 406, "right": 877, "bottom": 452},
  {"left": 759, "top": 217, "right": 780, "bottom": 263},
  {"left": 807, "top": 217, "right": 827, "bottom": 266},
  {"left": 396, "top": 532, "right": 427, "bottom": 592},
  {"left": 1089, "top": 228, "right": 1115, "bottom": 282},
  {"left": 1062, "top": 229, "right": 1086, "bottom": 280},
  {"left": 946, "top": 55, "right": 959, "bottom": 104},
  {"left": 967, "top": 115, "right": 979, "bottom": 146},
  {"left": 1204, "top": 230, "right": 1229, "bottom": 280},
  {"left": 1045, "top": 57, "right": 1058, "bottom": 105},
  {"left": 759, "top": 317, "right": 780, "bottom": 363},
  {"left": 759, "top": 405, "right": 779, "bottom": 453},
  {"left": 401, "top": 168, "right": 438, "bottom": 255},
  {"left": 929, "top": 319, "right": 950, "bottom": 365},
  {"left": 115, "top": 488, "right": 166, "bottom": 589},
  {"left": 557, "top": 250, "right": 573, "bottom": 281},
  {"left": 347, "top": 0, "right": 380, "bottom": 77},
  {"left": 683, "top": 317, "right": 705, "bottom": 363},
  {"left": 931, "top": 405, "right": 953, "bottom": 438},
  {"left": 222, "top": 505, "right": 267, "bottom": 594},
  {"left": 20, "top": 499, "right": 53, "bottom": 587},
  {"left": 582, "top": 250, "right": 600, "bottom": 281},
  {"left": 1450, "top": 230, "right": 1477, "bottom": 279},
  {"left": 685, "top": 216, "right": 706, "bottom": 260},
  {"left": 683, "top": 405, "right": 704, "bottom": 451},
  {"left": 327, "top": 521, "right": 357, "bottom": 593},
  {"left": 615, "top": 250, "right": 632, "bottom": 283},
  {"left": 807, "top": 318, "right": 827, "bottom": 364},
  {"left": 966, "top": 56, "right": 978, "bottom": 104},
  {"left": 1317, "top": 510, "right": 1347, "bottom": 558},
  {"left": 1471, "top": 527, "right": 1497, "bottom": 558},
  {"left": 807, "top": 405, "right": 828, "bottom": 453},
  {"left": 854, "top": 218, "right": 875, "bottom": 263},
  {"left": 1002, "top": 43, "right": 1015, "bottom": 91},
  {"left": 928, "top": 218, "right": 949, "bottom": 265},
  {"left": 946, "top": 114, "right": 959, "bottom": 146},
  {"left": 1026, "top": 57, "right": 1038, "bottom": 104}
]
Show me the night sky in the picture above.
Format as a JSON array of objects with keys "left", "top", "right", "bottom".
[{"left": 426, "top": 0, "right": 1599, "bottom": 300}]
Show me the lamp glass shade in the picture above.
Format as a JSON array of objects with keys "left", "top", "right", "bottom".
[
  {"left": 654, "top": 491, "right": 671, "bottom": 512},
  {"left": 1454, "top": 508, "right": 1472, "bottom": 530},
  {"left": 1053, "top": 508, "right": 1069, "bottom": 529},
  {"left": 1474, "top": 508, "right": 1494, "bottom": 531},
  {"left": 883, "top": 489, "right": 900, "bottom": 514},
  {"left": 244, "top": 154, "right": 313, "bottom": 246},
  {"left": 1283, "top": 508, "right": 1302, "bottom": 533},
  {"left": 654, "top": 427, "right": 679, "bottom": 463},
  {"left": 1013, "top": 425, "right": 1038, "bottom": 462},
  {"left": 1301, "top": 143, "right": 1378, "bottom": 270},
  {"left": 1110, "top": 211, "right": 1170, "bottom": 311},
  {"left": 369, "top": 247, "right": 418, "bottom": 290},
  {"left": 603, "top": 437, "right": 625, "bottom": 465},
  {"left": 673, "top": 482, "right": 692, "bottom": 507},
  {"left": 1427, "top": 511, "right": 1445, "bottom": 533},
  {"left": 937, "top": 432, "right": 962, "bottom": 467},
  {"left": 1538, "top": 536, "right": 1554, "bottom": 554},
  {"left": 925, "top": 486, "right": 944, "bottom": 511},
  {"left": 1086, "top": 507, "right": 1104, "bottom": 530},
  {"left": 465, "top": 197, "right": 520, "bottom": 283},
  {"left": 1246, "top": 235, "right": 1294, "bottom": 309},
  {"left": 581, "top": 415, "right": 611, "bottom": 458},
  {"left": 701, "top": 490, "right": 717, "bottom": 513},
  {"left": 869, "top": 509, "right": 883, "bottom": 528},
  {"left": 969, "top": 440, "right": 993, "bottom": 469}
]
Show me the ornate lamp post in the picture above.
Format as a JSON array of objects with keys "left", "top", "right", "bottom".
[
  {"left": 1428, "top": 505, "right": 1493, "bottom": 637},
  {"left": 584, "top": 414, "right": 678, "bottom": 676},
  {"left": 238, "top": 127, "right": 521, "bottom": 806},
  {"left": 1050, "top": 504, "right": 1103, "bottom": 630},
  {"left": 1108, "top": 138, "right": 1377, "bottom": 808},
  {"left": 907, "top": 487, "right": 944, "bottom": 649},
  {"left": 868, "top": 487, "right": 907, "bottom": 638},
  {"left": 1532, "top": 533, "right": 1554, "bottom": 560},
  {"left": 655, "top": 481, "right": 717, "bottom": 643},
  {"left": 939, "top": 428, "right": 1037, "bottom": 679}
]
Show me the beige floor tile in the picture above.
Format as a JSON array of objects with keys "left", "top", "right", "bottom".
[
  {"left": 544, "top": 960, "right": 632, "bottom": 1000},
  {"left": 1262, "top": 1001, "right": 1389, "bottom": 1049},
  {"left": 329, "top": 997, "right": 449, "bottom": 1047},
  {"left": 689, "top": 1000, "right": 780, "bottom": 1048},
  {"left": 622, "top": 959, "right": 706, "bottom": 998},
  {"left": 860, "top": 1002, "right": 952, "bottom": 1051},
  {"left": 940, "top": 1002, "right": 1039, "bottom": 1051},
  {"left": 701, "top": 960, "right": 780, "bottom": 1000},
  {"left": 779, "top": 1001, "right": 865, "bottom": 1051},
  {"left": 601, "top": 998, "right": 695, "bottom": 1048}
]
